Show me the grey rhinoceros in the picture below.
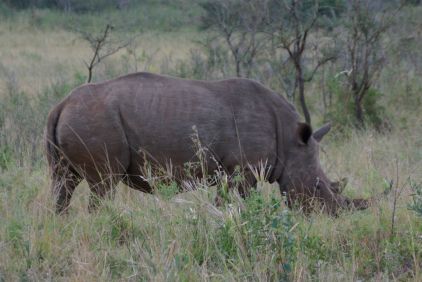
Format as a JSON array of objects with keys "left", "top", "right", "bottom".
[{"left": 45, "top": 72, "right": 368, "bottom": 214}]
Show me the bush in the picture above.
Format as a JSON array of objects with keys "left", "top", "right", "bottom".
[
  {"left": 362, "top": 88, "right": 391, "bottom": 131},
  {"left": 242, "top": 193, "right": 297, "bottom": 277},
  {"left": 325, "top": 78, "right": 389, "bottom": 132},
  {"left": 214, "top": 191, "right": 298, "bottom": 279}
]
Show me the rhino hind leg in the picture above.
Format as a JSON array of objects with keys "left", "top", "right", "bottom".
[
  {"left": 121, "top": 174, "right": 153, "bottom": 193},
  {"left": 51, "top": 164, "right": 82, "bottom": 214}
]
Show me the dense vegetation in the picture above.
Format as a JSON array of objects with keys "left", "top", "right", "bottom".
[{"left": 0, "top": 0, "right": 421, "bottom": 280}]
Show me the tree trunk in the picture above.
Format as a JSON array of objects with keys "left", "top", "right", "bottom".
[
  {"left": 354, "top": 94, "right": 364, "bottom": 128},
  {"left": 297, "top": 63, "right": 311, "bottom": 125},
  {"left": 87, "top": 65, "right": 93, "bottom": 83},
  {"left": 235, "top": 60, "right": 241, "bottom": 77}
]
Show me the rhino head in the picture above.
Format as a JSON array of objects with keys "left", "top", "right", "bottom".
[{"left": 279, "top": 122, "right": 369, "bottom": 215}]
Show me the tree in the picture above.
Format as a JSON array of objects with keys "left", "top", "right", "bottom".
[
  {"left": 72, "top": 24, "right": 133, "bottom": 83},
  {"left": 265, "top": 0, "right": 336, "bottom": 125},
  {"left": 200, "top": 0, "right": 268, "bottom": 78},
  {"left": 338, "top": 0, "right": 401, "bottom": 127}
]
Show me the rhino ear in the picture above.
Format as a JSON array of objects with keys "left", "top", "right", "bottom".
[
  {"left": 297, "top": 122, "right": 313, "bottom": 145},
  {"left": 313, "top": 123, "right": 331, "bottom": 142}
]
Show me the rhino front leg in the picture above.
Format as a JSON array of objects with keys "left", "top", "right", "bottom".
[
  {"left": 214, "top": 170, "right": 257, "bottom": 206},
  {"left": 236, "top": 170, "right": 257, "bottom": 199}
]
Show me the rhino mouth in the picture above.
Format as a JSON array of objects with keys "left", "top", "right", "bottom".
[
  {"left": 331, "top": 177, "right": 393, "bottom": 213},
  {"left": 344, "top": 198, "right": 370, "bottom": 210},
  {"left": 305, "top": 177, "right": 374, "bottom": 214}
]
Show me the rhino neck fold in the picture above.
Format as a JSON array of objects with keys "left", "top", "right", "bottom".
[{"left": 267, "top": 103, "right": 290, "bottom": 184}]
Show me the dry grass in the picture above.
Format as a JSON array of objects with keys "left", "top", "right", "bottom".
[{"left": 0, "top": 24, "right": 197, "bottom": 95}]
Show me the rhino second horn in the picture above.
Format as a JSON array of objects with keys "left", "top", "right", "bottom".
[{"left": 344, "top": 197, "right": 370, "bottom": 210}]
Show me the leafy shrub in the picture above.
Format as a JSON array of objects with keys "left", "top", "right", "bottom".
[
  {"left": 243, "top": 192, "right": 297, "bottom": 276},
  {"left": 325, "top": 77, "right": 389, "bottom": 132},
  {"left": 362, "top": 88, "right": 390, "bottom": 131},
  {"left": 215, "top": 191, "right": 298, "bottom": 279},
  {"left": 156, "top": 181, "right": 179, "bottom": 200}
]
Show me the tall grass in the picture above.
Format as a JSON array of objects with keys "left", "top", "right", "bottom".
[{"left": 1, "top": 131, "right": 421, "bottom": 280}]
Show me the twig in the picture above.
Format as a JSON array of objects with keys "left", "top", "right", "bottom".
[
  {"left": 390, "top": 159, "right": 399, "bottom": 239},
  {"left": 73, "top": 24, "right": 133, "bottom": 83}
]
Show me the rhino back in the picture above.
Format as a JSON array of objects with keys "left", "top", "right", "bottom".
[{"left": 56, "top": 73, "right": 299, "bottom": 181}]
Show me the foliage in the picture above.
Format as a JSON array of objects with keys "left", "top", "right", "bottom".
[
  {"left": 324, "top": 78, "right": 388, "bottom": 132},
  {"left": 362, "top": 88, "right": 389, "bottom": 131},
  {"left": 156, "top": 181, "right": 180, "bottom": 200},
  {"left": 240, "top": 192, "right": 298, "bottom": 278}
]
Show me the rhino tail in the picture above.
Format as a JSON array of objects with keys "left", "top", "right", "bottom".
[{"left": 45, "top": 102, "right": 65, "bottom": 174}]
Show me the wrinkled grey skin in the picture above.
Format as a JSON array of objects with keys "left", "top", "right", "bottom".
[{"left": 45, "top": 72, "right": 367, "bottom": 214}]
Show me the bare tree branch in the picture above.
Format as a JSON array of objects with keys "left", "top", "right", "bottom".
[
  {"left": 201, "top": 0, "right": 269, "bottom": 77},
  {"left": 265, "top": 0, "right": 323, "bottom": 125},
  {"left": 71, "top": 23, "right": 134, "bottom": 83},
  {"left": 305, "top": 55, "right": 336, "bottom": 82}
]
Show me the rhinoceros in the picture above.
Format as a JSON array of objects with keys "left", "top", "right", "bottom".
[{"left": 45, "top": 72, "right": 368, "bottom": 214}]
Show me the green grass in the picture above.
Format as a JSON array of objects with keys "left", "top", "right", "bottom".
[{"left": 1, "top": 1, "right": 203, "bottom": 32}]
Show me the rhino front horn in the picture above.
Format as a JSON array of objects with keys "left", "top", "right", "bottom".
[{"left": 313, "top": 122, "right": 331, "bottom": 142}]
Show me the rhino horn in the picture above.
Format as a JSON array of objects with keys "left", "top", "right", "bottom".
[{"left": 313, "top": 122, "right": 331, "bottom": 142}]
